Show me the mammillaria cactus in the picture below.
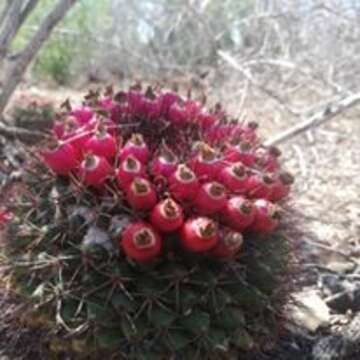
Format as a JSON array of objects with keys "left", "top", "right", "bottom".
[{"left": 2, "top": 85, "right": 295, "bottom": 359}]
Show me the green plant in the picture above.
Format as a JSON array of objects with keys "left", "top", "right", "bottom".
[
  {"left": 3, "top": 86, "right": 295, "bottom": 359},
  {"left": 12, "top": 0, "right": 110, "bottom": 85}
]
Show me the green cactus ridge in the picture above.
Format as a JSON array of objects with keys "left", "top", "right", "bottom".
[{"left": 3, "top": 157, "right": 294, "bottom": 359}]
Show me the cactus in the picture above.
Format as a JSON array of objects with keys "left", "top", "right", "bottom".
[{"left": 2, "top": 85, "right": 295, "bottom": 359}]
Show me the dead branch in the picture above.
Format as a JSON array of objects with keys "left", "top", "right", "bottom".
[
  {"left": 0, "top": 0, "right": 77, "bottom": 116},
  {"left": 18, "top": 0, "right": 40, "bottom": 30},
  {"left": 0, "top": 0, "right": 24, "bottom": 60},
  {"left": 0, "top": 0, "right": 12, "bottom": 27},
  {"left": 218, "top": 50, "right": 300, "bottom": 116},
  {"left": 265, "top": 93, "right": 360, "bottom": 146},
  {"left": 0, "top": 121, "right": 50, "bottom": 142}
]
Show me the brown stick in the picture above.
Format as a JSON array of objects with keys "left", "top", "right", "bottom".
[
  {"left": 0, "top": 121, "right": 50, "bottom": 142},
  {"left": 18, "top": 0, "right": 40, "bottom": 30},
  {"left": 0, "top": 0, "right": 24, "bottom": 60},
  {"left": 264, "top": 92, "right": 360, "bottom": 146},
  {"left": 218, "top": 50, "right": 360, "bottom": 146},
  {"left": 0, "top": 0, "right": 12, "bottom": 27},
  {"left": 0, "top": 0, "right": 77, "bottom": 116}
]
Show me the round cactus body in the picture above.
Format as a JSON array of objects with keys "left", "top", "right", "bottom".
[{"left": 2, "top": 85, "right": 295, "bottom": 359}]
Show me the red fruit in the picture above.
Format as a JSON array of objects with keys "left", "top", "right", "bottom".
[
  {"left": 52, "top": 120, "right": 66, "bottom": 138},
  {"left": 111, "top": 91, "right": 131, "bottom": 122},
  {"left": 42, "top": 141, "right": 79, "bottom": 175},
  {"left": 190, "top": 143, "right": 220, "bottom": 180},
  {"left": 62, "top": 121, "right": 91, "bottom": 156},
  {"left": 194, "top": 182, "right": 227, "bottom": 215},
  {"left": 197, "top": 110, "right": 216, "bottom": 130},
  {"left": 246, "top": 173, "right": 274, "bottom": 199},
  {"left": 160, "top": 91, "right": 180, "bottom": 115},
  {"left": 70, "top": 107, "right": 94, "bottom": 125},
  {"left": 185, "top": 100, "right": 201, "bottom": 121},
  {"left": 210, "top": 228, "right": 243, "bottom": 258},
  {"left": 84, "top": 125, "right": 117, "bottom": 159},
  {"left": 242, "top": 121, "right": 259, "bottom": 143},
  {"left": 120, "top": 133, "right": 149, "bottom": 163},
  {"left": 150, "top": 198, "right": 184, "bottom": 233},
  {"left": 252, "top": 199, "right": 280, "bottom": 233},
  {"left": 126, "top": 177, "right": 157, "bottom": 211},
  {"left": 121, "top": 222, "right": 162, "bottom": 262},
  {"left": 180, "top": 217, "right": 219, "bottom": 253},
  {"left": 128, "top": 90, "right": 146, "bottom": 117},
  {"left": 142, "top": 87, "right": 162, "bottom": 119},
  {"left": 117, "top": 155, "right": 146, "bottom": 188},
  {"left": 0, "top": 208, "right": 12, "bottom": 228},
  {"left": 255, "top": 146, "right": 281, "bottom": 172},
  {"left": 87, "top": 117, "right": 117, "bottom": 136},
  {"left": 225, "top": 141, "right": 256, "bottom": 167},
  {"left": 168, "top": 100, "right": 188, "bottom": 127},
  {"left": 169, "top": 164, "right": 199, "bottom": 202},
  {"left": 152, "top": 146, "right": 178, "bottom": 178},
  {"left": 224, "top": 196, "right": 256, "bottom": 231},
  {"left": 218, "top": 163, "right": 248, "bottom": 193},
  {"left": 270, "top": 172, "right": 294, "bottom": 202},
  {"left": 79, "top": 154, "right": 113, "bottom": 187},
  {"left": 98, "top": 97, "right": 113, "bottom": 110}
]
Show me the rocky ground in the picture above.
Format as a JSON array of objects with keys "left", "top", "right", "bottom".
[{"left": 0, "top": 87, "right": 359, "bottom": 359}]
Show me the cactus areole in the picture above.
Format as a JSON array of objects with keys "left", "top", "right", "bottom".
[{"left": 2, "top": 85, "right": 295, "bottom": 359}]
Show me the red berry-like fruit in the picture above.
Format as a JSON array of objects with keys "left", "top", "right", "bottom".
[
  {"left": 224, "top": 196, "right": 256, "bottom": 231},
  {"left": 79, "top": 154, "right": 113, "bottom": 187},
  {"left": 52, "top": 120, "right": 66, "bottom": 139},
  {"left": 210, "top": 228, "right": 244, "bottom": 258},
  {"left": 121, "top": 222, "right": 162, "bottom": 262},
  {"left": 126, "top": 177, "right": 157, "bottom": 211},
  {"left": 117, "top": 155, "right": 146, "bottom": 189},
  {"left": 120, "top": 133, "right": 149, "bottom": 163},
  {"left": 197, "top": 110, "right": 216, "bottom": 130},
  {"left": 169, "top": 164, "right": 199, "bottom": 202},
  {"left": 42, "top": 141, "right": 79, "bottom": 175},
  {"left": 0, "top": 208, "right": 12, "bottom": 229},
  {"left": 84, "top": 124, "right": 117, "bottom": 159},
  {"left": 70, "top": 106, "right": 94, "bottom": 125},
  {"left": 246, "top": 173, "right": 274, "bottom": 199},
  {"left": 218, "top": 163, "right": 248, "bottom": 193},
  {"left": 190, "top": 143, "right": 220, "bottom": 180},
  {"left": 252, "top": 199, "right": 281, "bottom": 233},
  {"left": 150, "top": 198, "right": 184, "bottom": 233},
  {"left": 225, "top": 141, "right": 256, "bottom": 167},
  {"left": 194, "top": 182, "right": 227, "bottom": 215},
  {"left": 270, "top": 171, "right": 294, "bottom": 202},
  {"left": 180, "top": 217, "right": 219, "bottom": 253},
  {"left": 160, "top": 91, "right": 179, "bottom": 115},
  {"left": 142, "top": 87, "right": 162, "bottom": 119},
  {"left": 255, "top": 146, "right": 281, "bottom": 172},
  {"left": 152, "top": 145, "right": 178, "bottom": 178},
  {"left": 242, "top": 121, "right": 259, "bottom": 143},
  {"left": 168, "top": 100, "right": 188, "bottom": 127},
  {"left": 62, "top": 120, "right": 91, "bottom": 157}
]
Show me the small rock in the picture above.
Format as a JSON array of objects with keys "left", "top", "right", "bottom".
[
  {"left": 319, "top": 274, "right": 345, "bottom": 297},
  {"left": 325, "top": 261, "right": 356, "bottom": 274},
  {"left": 312, "top": 335, "right": 348, "bottom": 360},
  {"left": 325, "top": 285, "right": 360, "bottom": 314},
  {"left": 109, "top": 215, "right": 131, "bottom": 237},
  {"left": 289, "top": 289, "right": 331, "bottom": 332},
  {"left": 82, "top": 226, "right": 113, "bottom": 252}
]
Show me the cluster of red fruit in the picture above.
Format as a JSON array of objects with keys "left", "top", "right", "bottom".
[{"left": 41, "top": 87, "right": 294, "bottom": 263}]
